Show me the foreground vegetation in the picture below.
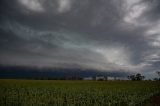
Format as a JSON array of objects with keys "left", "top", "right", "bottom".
[{"left": 0, "top": 79, "right": 160, "bottom": 106}]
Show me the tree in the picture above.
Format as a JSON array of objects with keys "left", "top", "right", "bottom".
[
  {"left": 128, "top": 75, "right": 136, "bottom": 81},
  {"left": 128, "top": 73, "right": 145, "bottom": 81},
  {"left": 156, "top": 71, "right": 160, "bottom": 81},
  {"left": 157, "top": 71, "right": 160, "bottom": 76},
  {"left": 136, "top": 73, "right": 145, "bottom": 81},
  {"left": 154, "top": 78, "right": 159, "bottom": 81}
]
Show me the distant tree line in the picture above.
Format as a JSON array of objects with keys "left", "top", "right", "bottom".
[
  {"left": 128, "top": 73, "right": 145, "bottom": 81},
  {"left": 154, "top": 71, "right": 160, "bottom": 81}
]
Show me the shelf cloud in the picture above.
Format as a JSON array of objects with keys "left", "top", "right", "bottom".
[{"left": 0, "top": 0, "right": 160, "bottom": 78}]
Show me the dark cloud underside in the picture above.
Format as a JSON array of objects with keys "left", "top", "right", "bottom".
[{"left": 0, "top": 0, "right": 160, "bottom": 78}]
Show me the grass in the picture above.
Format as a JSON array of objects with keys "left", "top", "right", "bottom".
[{"left": 0, "top": 79, "right": 160, "bottom": 106}]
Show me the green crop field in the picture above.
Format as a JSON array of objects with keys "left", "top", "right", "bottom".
[{"left": 0, "top": 79, "right": 160, "bottom": 106}]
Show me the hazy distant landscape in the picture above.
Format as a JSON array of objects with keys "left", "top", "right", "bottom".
[
  {"left": 1, "top": 66, "right": 160, "bottom": 106},
  {"left": 0, "top": 65, "right": 129, "bottom": 80},
  {"left": 1, "top": 0, "right": 160, "bottom": 105}
]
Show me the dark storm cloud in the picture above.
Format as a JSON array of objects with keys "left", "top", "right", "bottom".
[{"left": 0, "top": 0, "right": 160, "bottom": 78}]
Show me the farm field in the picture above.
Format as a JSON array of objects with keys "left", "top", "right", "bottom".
[{"left": 0, "top": 79, "right": 160, "bottom": 106}]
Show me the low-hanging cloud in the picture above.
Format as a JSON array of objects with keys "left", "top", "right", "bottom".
[{"left": 0, "top": 0, "right": 160, "bottom": 78}]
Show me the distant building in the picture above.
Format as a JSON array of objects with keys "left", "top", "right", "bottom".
[
  {"left": 83, "top": 77, "right": 93, "bottom": 80},
  {"left": 107, "top": 77, "right": 115, "bottom": 80},
  {"left": 96, "top": 76, "right": 106, "bottom": 81},
  {"left": 83, "top": 76, "right": 127, "bottom": 81},
  {"left": 115, "top": 77, "right": 128, "bottom": 80}
]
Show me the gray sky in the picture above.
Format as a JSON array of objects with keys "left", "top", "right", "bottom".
[{"left": 0, "top": 0, "right": 160, "bottom": 78}]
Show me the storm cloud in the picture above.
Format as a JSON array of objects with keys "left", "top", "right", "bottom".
[{"left": 0, "top": 0, "right": 160, "bottom": 78}]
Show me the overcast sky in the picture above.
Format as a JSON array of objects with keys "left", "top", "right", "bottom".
[{"left": 0, "top": 0, "right": 160, "bottom": 78}]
